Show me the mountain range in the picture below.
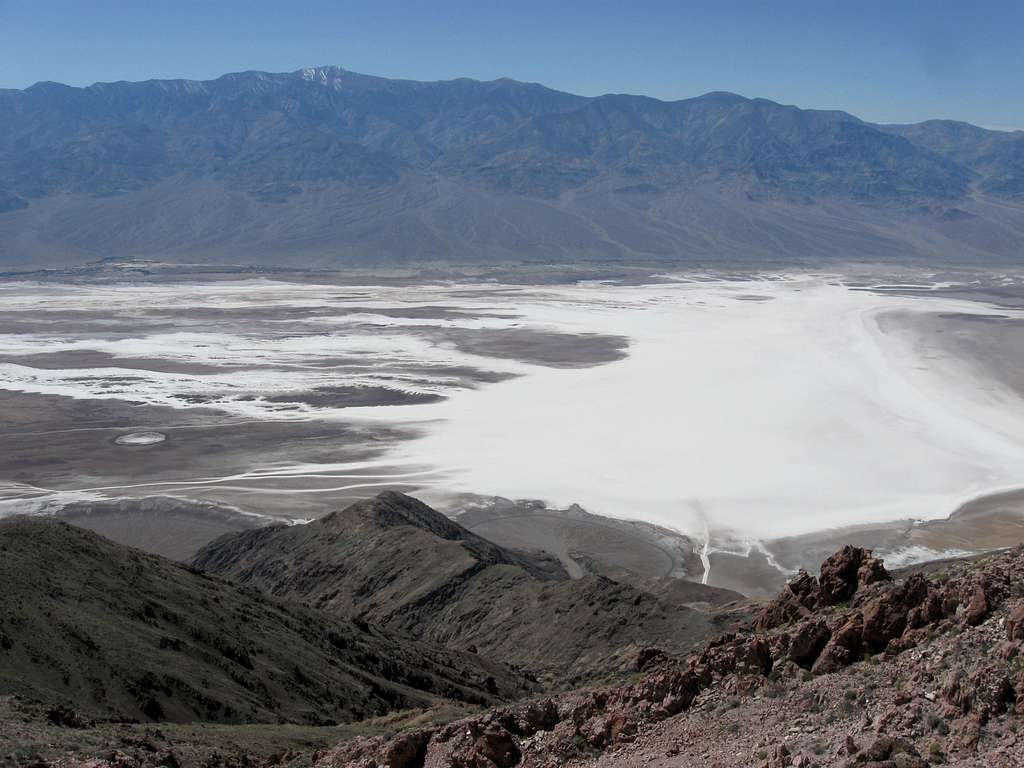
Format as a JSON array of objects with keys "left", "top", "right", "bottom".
[{"left": 1, "top": 65, "right": 1023, "bottom": 269}]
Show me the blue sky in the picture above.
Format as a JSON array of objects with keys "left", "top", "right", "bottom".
[{"left": 1, "top": 0, "right": 1021, "bottom": 128}]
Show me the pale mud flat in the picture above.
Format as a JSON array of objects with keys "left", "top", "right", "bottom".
[
  {"left": 0, "top": 278, "right": 632, "bottom": 557},
  {"left": 1, "top": 271, "right": 1024, "bottom": 596},
  {"left": 357, "top": 273, "right": 1024, "bottom": 595},
  {"left": 55, "top": 496, "right": 267, "bottom": 562}
]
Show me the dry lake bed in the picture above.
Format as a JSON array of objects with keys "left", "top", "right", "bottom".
[{"left": 4, "top": 266, "right": 1024, "bottom": 596}]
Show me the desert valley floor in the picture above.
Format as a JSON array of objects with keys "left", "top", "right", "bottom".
[{"left": 3, "top": 265, "right": 1024, "bottom": 597}]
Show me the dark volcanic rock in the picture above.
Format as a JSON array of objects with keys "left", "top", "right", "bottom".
[
  {"left": 818, "top": 545, "right": 867, "bottom": 605},
  {"left": 0, "top": 517, "right": 530, "bottom": 724},
  {"left": 812, "top": 612, "right": 864, "bottom": 674},
  {"left": 860, "top": 574, "right": 929, "bottom": 651},
  {"left": 964, "top": 582, "right": 989, "bottom": 626},
  {"left": 788, "top": 618, "right": 832, "bottom": 668},
  {"left": 1008, "top": 604, "right": 1024, "bottom": 641},
  {"left": 818, "top": 545, "right": 890, "bottom": 605},
  {"left": 756, "top": 547, "right": 889, "bottom": 632},
  {"left": 194, "top": 492, "right": 724, "bottom": 685},
  {"left": 755, "top": 570, "right": 822, "bottom": 631},
  {"left": 383, "top": 732, "right": 430, "bottom": 768}
]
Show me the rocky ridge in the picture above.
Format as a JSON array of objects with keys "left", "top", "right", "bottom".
[
  {"left": 0, "top": 517, "right": 531, "bottom": 728},
  {"left": 315, "top": 545, "right": 1024, "bottom": 768},
  {"left": 193, "top": 492, "right": 736, "bottom": 687}
]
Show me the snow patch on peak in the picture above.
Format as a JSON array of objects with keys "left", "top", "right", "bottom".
[{"left": 300, "top": 66, "right": 345, "bottom": 85}]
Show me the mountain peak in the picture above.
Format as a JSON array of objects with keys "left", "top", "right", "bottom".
[
  {"left": 317, "top": 491, "right": 562, "bottom": 577},
  {"left": 325, "top": 490, "right": 471, "bottom": 541},
  {"left": 297, "top": 64, "right": 346, "bottom": 84},
  {"left": 691, "top": 90, "right": 749, "bottom": 104}
]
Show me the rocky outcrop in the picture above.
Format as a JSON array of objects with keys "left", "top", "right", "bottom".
[
  {"left": 964, "top": 583, "right": 990, "bottom": 626},
  {"left": 811, "top": 612, "right": 863, "bottom": 674},
  {"left": 819, "top": 545, "right": 889, "bottom": 605},
  {"left": 1008, "top": 604, "right": 1024, "bottom": 641},
  {"left": 317, "top": 663, "right": 707, "bottom": 766},
  {"left": 755, "top": 569, "right": 822, "bottom": 630},
  {"left": 787, "top": 618, "right": 832, "bottom": 668},
  {"left": 756, "top": 547, "right": 889, "bottom": 632},
  {"left": 16, "top": 545, "right": 1024, "bottom": 768},
  {"left": 316, "top": 545, "right": 1024, "bottom": 768}
]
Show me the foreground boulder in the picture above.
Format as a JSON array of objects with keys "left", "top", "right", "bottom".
[
  {"left": 756, "top": 546, "right": 889, "bottom": 632},
  {"left": 818, "top": 545, "right": 889, "bottom": 605}
]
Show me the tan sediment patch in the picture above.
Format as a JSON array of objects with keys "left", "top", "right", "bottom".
[
  {"left": 56, "top": 496, "right": 266, "bottom": 562},
  {"left": 449, "top": 496, "right": 701, "bottom": 583},
  {"left": 0, "top": 389, "right": 415, "bottom": 521},
  {"left": 409, "top": 326, "right": 630, "bottom": 368},
  {"left": 878, "top": 309, "right": 1024, "bottom": 401},
  {"left": 910, "top": 489, "right": 1024, "bottom": 551},
  {"left": 0, "top": 350, "right": 237, "bottom": 375}
]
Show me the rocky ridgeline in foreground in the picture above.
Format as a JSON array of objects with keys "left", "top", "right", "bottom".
[{"left": 319, "top": 545, "right": 1024, "bottom": 768}]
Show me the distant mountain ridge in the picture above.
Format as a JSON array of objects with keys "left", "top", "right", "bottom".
[{"left": 1, "top": 65, "right": 1022, "bottom": 268}]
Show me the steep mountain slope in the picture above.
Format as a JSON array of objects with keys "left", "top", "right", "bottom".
[
  {"left": 0, "top": 517, "right": 530, "bottom": 725},
  {"left": 193, "top": 492, "right": 735, "bottom": 685},
  {"left": 883, "top": 120, "right": 1024, "bottom": 196},
  {"left": 1, "top": 66, "right": 1022, "bottom": 268},
  {"left": 11, "top": 544, "right": 1024, "bottom": 766}
]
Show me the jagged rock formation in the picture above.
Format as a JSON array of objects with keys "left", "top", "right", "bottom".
[
  {"left": 0, "top": 517, "right": 531, "bottom": 725},
  {"left": 8, "top": 516, "right": 1024, "bottom": 767},
  {"left": 316, "top": 545, "right": 1024, "bottom": 768},
  {"left": 193, "top": 492, "right": 736, "bottom": 685},
  {"left": 754, "top": 545, "right": 891, "bottom": 632}
]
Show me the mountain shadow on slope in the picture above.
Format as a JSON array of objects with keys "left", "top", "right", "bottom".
[{"left": 0, "top": 517, "right": 532, "bottom": 725}]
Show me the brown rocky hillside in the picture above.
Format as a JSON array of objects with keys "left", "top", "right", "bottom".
[
  {"left": 7, "top": 519, "right": 1024, "bottom": 766},
  {"left": 193, "top": 492, "right": 740, "bottom": 687},
  {"left": 0, "top": 518, "right": 530, "bottom": 728},
  {"left": 320, "top": 545, "right": 1024, "bottom": 767}
]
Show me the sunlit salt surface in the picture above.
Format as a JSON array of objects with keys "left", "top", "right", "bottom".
[
  {"left": 114, "top": 431, "right": 166, "bottom": 446},
  {"left": 3, "top": 274, "right": 1024, "bottom": 541},
  {"left": 346, "top": 276, "right": 1024, "bottom": 539}
]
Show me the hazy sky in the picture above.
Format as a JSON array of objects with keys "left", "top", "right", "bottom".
[{"left": 1, "top": 0, "right": 1021, "bottom": 128}]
